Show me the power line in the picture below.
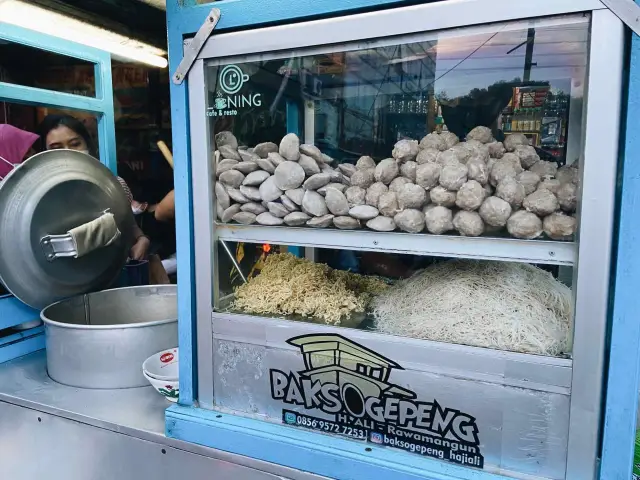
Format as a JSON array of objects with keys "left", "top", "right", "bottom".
[{"left": 431, "top": 31, "right": 501, "bottom": 85}]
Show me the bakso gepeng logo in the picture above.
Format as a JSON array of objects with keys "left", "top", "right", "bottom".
[
  {"left": 219, "top": 65, "right": 249, "bottom": 94},
  {"left": 208, "top": 65, "right": 262, "bottom": 117},
  {"left": 270, "top": 334, "right": 484, "bottom": 468}
]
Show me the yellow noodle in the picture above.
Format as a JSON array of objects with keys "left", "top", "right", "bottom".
[{"left": 232, "top": 253, "right": 388, "bottom": 325}]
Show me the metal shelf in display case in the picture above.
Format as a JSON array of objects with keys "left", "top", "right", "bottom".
[{"left": 214, "top": 224, "right": 576, "bottom": 265}]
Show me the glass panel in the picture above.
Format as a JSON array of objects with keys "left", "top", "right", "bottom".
[
  {"left": 216, "top": 244, "right": 574, "bottom": 358},
  {"left": 213, "top": 245, "right": 574, "bottom": 478},
  {"left": 0, "top": 39, "right": 96, "bottom": 97},
  {"left": 206, "top": 16, "right": 587, "bottom": 477},
  {"left": 207, "top": 15, "right": 586, "bottom": 359},
  {"left": 0, "top": 102, "right": 101, "bottom": 169},
  {"left": 208, "top": 16, "right": 587, "bottom": 242}
]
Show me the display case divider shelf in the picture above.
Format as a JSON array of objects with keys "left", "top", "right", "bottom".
[{"left": 214, "top": 224, "right": 576, "bottom": 266}]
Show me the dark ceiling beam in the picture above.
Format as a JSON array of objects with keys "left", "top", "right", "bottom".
[{"left": 27, "top": 0, "right": 167, "bottom": 50}]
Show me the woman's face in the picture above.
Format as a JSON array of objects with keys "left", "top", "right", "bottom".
[{"left": 45, "top": 125, "right": 88, "bottom": 153}]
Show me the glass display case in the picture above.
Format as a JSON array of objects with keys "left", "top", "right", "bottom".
[
  {"left": 185, "top": 5, "right": 623, "bottom": 480},
  {"left": 207, "top": 17, "right": 589, "bottom": 260}
]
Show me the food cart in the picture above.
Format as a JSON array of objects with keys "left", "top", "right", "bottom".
[
  {"left": 162, "top": 1, "right": 640, "bottom": 479},
  {"left": 1, "top": 1, "right": 640, "bottom": 479}
]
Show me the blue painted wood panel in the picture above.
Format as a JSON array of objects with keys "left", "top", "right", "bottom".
[
  {"left": 168, "top": 0, "right": 420, "bottom": 35},
  {"left": 0, "top": 326, "right": 45, "bottom": 364},
  {"left": 0, "top": 297, "right": 39, "bottom": 331},
  {"left": 94, "top": 58, "right": 118, "bottom": 173},
  {"left": 0, "top": 21, "right": 107, "bottom": 63},
  {"left": 166, "top": 22, "right": 197, "bottom": 406},
  {"left": 0, "top": 326, "right": 43, "bottom": 347},
  {"left": 599, "top": 10, "right": 640, "bottom": 480},
  {"left": 0, "top": 82, "right": 105, "bottom": 114}
]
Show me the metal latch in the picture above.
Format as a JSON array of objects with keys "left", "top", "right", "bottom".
[
  {"left": 40, "top": 235, "right": 79, "bottom": 261},
  {"left": 601, "top": 0, "right": 640, "bottom": 36},
  {"left": 40, "top": 210, "right": 119, "bottom": 262},
  {"left": 172, "top": 8, "right": 221, "bottom": 85}
]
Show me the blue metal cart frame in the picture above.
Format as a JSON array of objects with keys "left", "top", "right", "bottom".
[
  {"left": 165, "top": 1, "right": 640, "bottom": 479},
  {"left": 600, "top": 11, "right": 640, "bottom": 478},
  {"left": 0, "top": 22, "right": 117, "bottom": 360}
]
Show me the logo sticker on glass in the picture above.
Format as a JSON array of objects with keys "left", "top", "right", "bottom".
[
  {"left": 284, "top": 411, "right": 297, "bottom": 425},
  {"left": 219, "top": 65, "right": 249, "bottom": 94},
  {"left": 270, "top": 333, "right": 485, "bottom": 469},
  {"left": 207, "top": 64, "right": 262, "bottom": 118}
]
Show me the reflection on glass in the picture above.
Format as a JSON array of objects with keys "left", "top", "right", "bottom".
[
  {"left": 209, "top": 19, "right": 586, "bottom": 243},
  {"left": 206, "top": 18, "right": 586, "bottom": 163},
  {"left": 0, "top": 40, "right": 97, "bottom": 97}
]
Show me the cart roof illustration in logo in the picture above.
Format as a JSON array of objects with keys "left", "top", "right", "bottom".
[{"left": 288, "top": 334, "right": 415, "bottom": 400}]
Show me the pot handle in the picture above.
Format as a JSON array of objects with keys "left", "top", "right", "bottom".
[{"left": 40, "top": 211, "right": 122, "bottom": 262}]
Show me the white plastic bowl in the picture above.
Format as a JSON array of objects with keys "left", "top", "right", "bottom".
[
  {"left": 142, "top": 347, "right": 178, "bottom": 380},
  {"left": 143, "top": 370, "right": 179, "bottom": 402}
]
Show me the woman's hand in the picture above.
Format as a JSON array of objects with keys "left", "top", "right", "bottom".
[
  {"left": 130, "top": 235, "right": 150, "bottom": 261},
  {"left": 154, "top": 190, "right": 175, "bottom": 222}
]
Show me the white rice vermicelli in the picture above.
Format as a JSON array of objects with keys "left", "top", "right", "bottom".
[{"left": 371, "top": 260, "right": 572, "bottom": 356}]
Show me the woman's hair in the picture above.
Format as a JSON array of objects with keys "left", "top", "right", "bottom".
[{"left": 38, "top": 114, "right": 97, "bottom": 156}]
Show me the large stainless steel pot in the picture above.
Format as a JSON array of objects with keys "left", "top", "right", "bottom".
[{"left": 41, "top": 285, "right": 178, "bottom": 389}]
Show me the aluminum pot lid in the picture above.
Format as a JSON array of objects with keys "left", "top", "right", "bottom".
[{"left": 0, "top": 150, "right": 134, "bottom": 310}]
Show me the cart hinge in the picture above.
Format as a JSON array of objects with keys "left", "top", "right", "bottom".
[
  {"left": 172, "top": 8, "right": 221, "bottom": 85},
  {"left": 601, "top": 0, "right": 640, "bottom": 36}
]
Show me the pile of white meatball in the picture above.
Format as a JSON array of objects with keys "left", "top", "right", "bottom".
[{"left": 214, "top": 127, "right": 578, "bottom": 241}]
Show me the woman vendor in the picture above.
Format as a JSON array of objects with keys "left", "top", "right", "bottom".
[
  {"left": 112, "top": 153, "right": 177, "bottom": 276},
  {"left": 132, "top": 189, "right": 177, "bottom": 276},
  {"left": 38, "top": 114, "right": 151, "bottom": 261}
]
